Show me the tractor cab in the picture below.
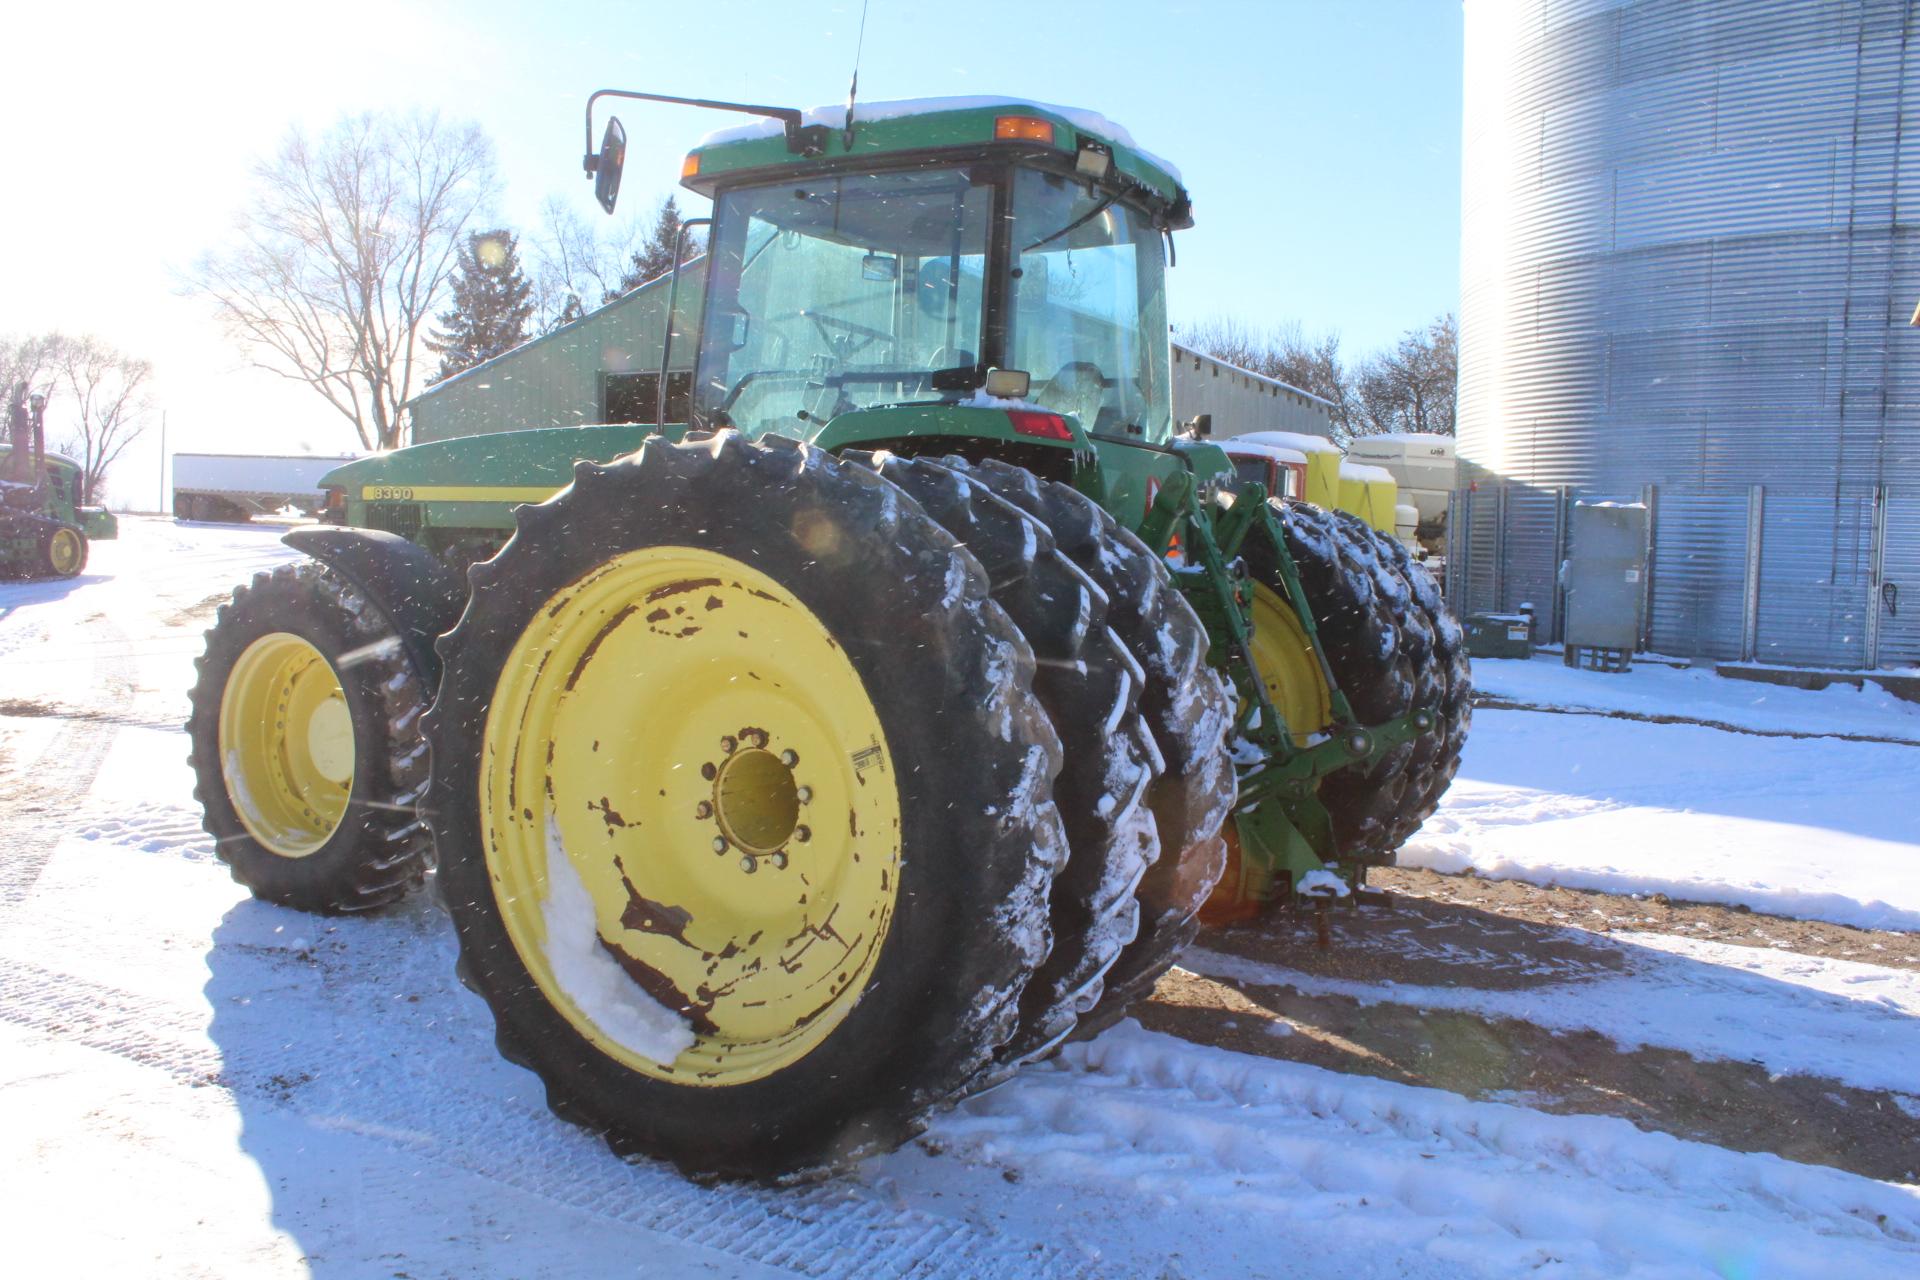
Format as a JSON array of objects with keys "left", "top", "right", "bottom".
[{"left": 607, "top": 98, "right": 1193, "bottom": 469}]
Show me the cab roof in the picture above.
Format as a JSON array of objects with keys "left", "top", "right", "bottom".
[{"left": 682, "top": 96, "right": 1189, "bottom": 225}]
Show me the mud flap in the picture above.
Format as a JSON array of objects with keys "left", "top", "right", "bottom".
[{"left": 282, "top": 527, "right": 465, "bottom": 685}]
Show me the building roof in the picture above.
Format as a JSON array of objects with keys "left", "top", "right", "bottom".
[{"left": 1171, "top": 343, "right": 1336, "bottom": 410}]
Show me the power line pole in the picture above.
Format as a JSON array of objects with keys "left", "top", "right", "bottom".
[{"left": 158, "top": 410, "right": 167, "bottom": 514}]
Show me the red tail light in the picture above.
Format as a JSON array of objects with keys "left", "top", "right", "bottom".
[{"left": 1006, "top": 410, "right": 1071, "bottom": 441}]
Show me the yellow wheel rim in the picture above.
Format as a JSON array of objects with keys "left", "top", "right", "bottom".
[
  {"left": 218, "top": 632, "right": 355, "bottom": 857},
  {"left": 1248, "top": 583, "right": 1332, "bottom": 746},
  {"left": 49, "top": 528, "right": 83, "bottom": 575},
  {"left": 483, "top": 546, "right": 902, "bottom": 1086}
]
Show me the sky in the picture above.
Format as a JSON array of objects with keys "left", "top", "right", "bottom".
[{"left": 0, "top": 0, "right": 1463, "bottom": 505}]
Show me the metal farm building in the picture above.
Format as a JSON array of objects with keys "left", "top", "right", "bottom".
[
  {"left": 1455, "top": 0, "right": 1920, "bottom": 670},
  {"left": 410, "top": 270, "right": 705, "bottom": 443}
]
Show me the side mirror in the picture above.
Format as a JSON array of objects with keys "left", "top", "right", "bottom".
[
  {"left": 592, "top": 117, "right": 627, "bottom": 214},
  {"left": 1182, "top": 413, "right": 1213, "bottom": 439}
]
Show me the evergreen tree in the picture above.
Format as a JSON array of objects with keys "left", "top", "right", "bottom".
[
  {"left": 427, "top": 229, "right": 534, "bottom": 384},
  {"left": 608, "top": 196, "right": 704, "bottom": 300}
]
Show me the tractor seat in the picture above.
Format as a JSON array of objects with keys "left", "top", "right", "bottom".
[{"left": 1035, "top": 361, "right": 1109, "bottom": 431}]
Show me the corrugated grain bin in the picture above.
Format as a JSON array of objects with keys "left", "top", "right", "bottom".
[{"left": 1456, "top": 0, "right": 1920, "bottom": 670}]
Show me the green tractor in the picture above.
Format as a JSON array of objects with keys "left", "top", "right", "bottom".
[
  {"left": 1, "top": 445, "right": 117, "bottom": 579},
  {"left": 187, "top": 92, "right": 1469, "bottom": 1180}
]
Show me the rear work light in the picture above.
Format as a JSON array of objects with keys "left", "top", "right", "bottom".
[
  {"left": 1006, "top": 410, "right": 1072, "bottom": 441},
  {"left": 994, "top": 115, "right": 1055, "bottom": 143}
]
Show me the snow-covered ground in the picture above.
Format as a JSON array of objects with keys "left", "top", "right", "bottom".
[
  {"left": 1403, "top": 679, "right": 1920, "bottom": 930},
  {"left": 3, "top": 518, "right": 1917, "bottom": 1278},
  {"left": 1473, "top": 652, "right": 1920, "bottom": 743}
]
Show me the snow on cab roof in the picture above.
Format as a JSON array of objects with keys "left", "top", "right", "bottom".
[
  {"left": 1229, "top": 430, "right": 1341, "bottom": 456},
  {"left": 1217, "top": 438, "right": 1308, "bottom": 465},
  {"left": 697, "top": 96, "right": 1183, "bottom": 183}
]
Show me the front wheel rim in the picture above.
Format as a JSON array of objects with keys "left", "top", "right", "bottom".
[
  {"left": 1248, "top": 583, "right": 1332, "bottom": 746},
  {"left": 218, "top": 632, "right": 355, "bottom": 857},
  {"left": 482, "top": 545, "right": 902, "bottom": 1086},
  {"left": 49, "top": 528, "right": 82, "bottom": 575}
]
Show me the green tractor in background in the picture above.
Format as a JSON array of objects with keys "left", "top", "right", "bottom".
[
  {"left": 186, "top": 92, "right": 1469, "bottom": 1180},
  {"left": 1, "top": 444, "right": 117, "bottom": 579}
]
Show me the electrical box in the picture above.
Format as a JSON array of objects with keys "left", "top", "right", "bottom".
[
  {"left": 1465, "top": 612, "right": 1534, "bottom": 659},
  {"left": 1562, "top": 501, "right": 1647, "bottom": 667}
]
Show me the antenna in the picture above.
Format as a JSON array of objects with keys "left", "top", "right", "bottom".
[{"left": 843, "top": 0, "right": 871, "bottom": 150}]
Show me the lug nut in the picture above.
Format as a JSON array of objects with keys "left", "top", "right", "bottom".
[
  {"left": 712, "top": 837, "right": 729, "bottom": 853},
  {"left": 720, "top": 735, "right": 737, "bottom": 755},
  {"left": 739, "top": 855, "right": 757, "bottom": 873},
  {"left": 771, "top": 851, "right": 788, "bottom": 870},
  {"left": 795, "top": 785, "right": 812, "bottom": 804},
  {"left": 695, "top": 801, "right": 713, "bottom": 819},
  {"left": 746, "top": 729, "right": 769, "bottom": 748},
  {"left": 700, "top": 762, "right": 717, "bottom": 780},
  {"left": 794, "top": 825, "right": 811, "bottom": 844},
  {"left": 780, "top": 749, "right": 798, "bottom": 767}
]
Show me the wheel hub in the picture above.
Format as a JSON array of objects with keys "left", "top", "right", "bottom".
[{"left": 711, "top": 742, "right": 802, "bottom": 856}]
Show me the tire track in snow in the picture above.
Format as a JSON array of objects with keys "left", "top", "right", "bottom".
[
  {"left": 0, "top": 615, "right": 133, "bottom": 913},
  {"left": 0, "top": 959, "right": 1075, "bottom": 1280}
]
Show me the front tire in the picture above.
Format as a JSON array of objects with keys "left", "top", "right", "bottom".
[
  {"left": 187, "top": 562, "right": 433, "bottom": 913},
  {"left": 41, "top": 524, "right": 87, "bottom": 578},
  {"left": 1247, "top": 502, "right": 1471, "bottom": 862},
  {"left": 424, "top": 433, "right": 1070, "bottom": 1180}
]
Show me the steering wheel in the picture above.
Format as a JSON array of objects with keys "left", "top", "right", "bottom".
[{"left": 772, "top": 309, "right": 897, "bottom": 362}]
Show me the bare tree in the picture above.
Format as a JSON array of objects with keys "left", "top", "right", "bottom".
[
  {"left": 1181, "top": 313, "right": 1457, "bottom": 442},
  {"left": 0, "top": 333, "right": 63, "bottom": 407},
  {"left": 192, "top": 111, "right": 499, "bottom": 450},
  {"left": 1351, "top": 315, "right": 1456, "bottom": 438},
  {"left": 56, "top": 334, "right": 153, "bottom": 504},
  {"left": 526, "top": 195, "right": 649, "bottom": 333}
]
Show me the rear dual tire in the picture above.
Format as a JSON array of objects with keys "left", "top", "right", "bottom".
[{"left": 942, "top": 458, "right": 1237, "bottom": 1038}]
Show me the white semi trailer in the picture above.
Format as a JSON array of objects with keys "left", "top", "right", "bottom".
[{"left": 172, "top": 453, "right": 357, "bottom": 523}]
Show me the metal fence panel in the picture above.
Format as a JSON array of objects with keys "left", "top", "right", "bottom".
[
  {"left": 1877, "top": 488, "right": 1920, "bottom": 667},
  {"left": 1502, "top": 486, "right": 1566, "bottom": 634},
  {"left": 1754, "top": 488, "right": 1873, "bottom": 667},
  {"left": 1647, "top": 486, "right": 1748, "bottom": 660},
  {"left": 1464, "top": 487, "right": 1503, "bottom": 615}
]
